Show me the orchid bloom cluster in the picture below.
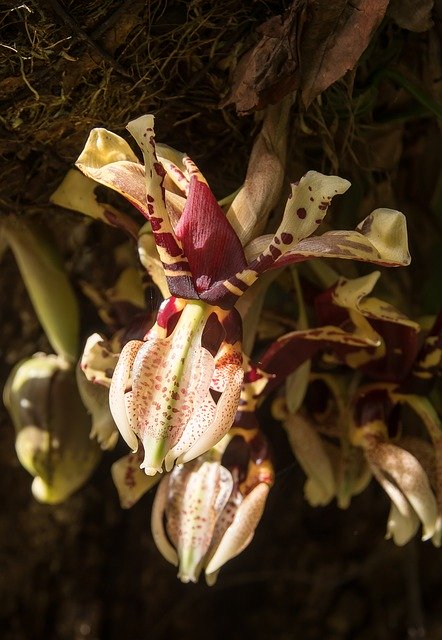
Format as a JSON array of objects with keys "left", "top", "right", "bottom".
[
  {"left": 74, "top": 111, "right": 409, "bottom": 479},
  {"left": 47, "top": 105, "right": 420, "bottom": 583},
  {"left": 269, "top": 274, "right": 442, "bottom": 547}
]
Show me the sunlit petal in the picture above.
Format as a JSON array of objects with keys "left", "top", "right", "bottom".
[
  {"left": 205, "top": 483, "right": 270, "bottom": 580},
  {"left": 109, "top": 339, "right": 142, "bottom": 452}
]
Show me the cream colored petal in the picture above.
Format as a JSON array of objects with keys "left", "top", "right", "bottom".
[
  {"left": 163, "top": 394, "right": 217, "bottom": 471},
  {"left": 50, "top": 169, "right": 140, "bottom": 238},
  {"left": 177, "top": 365, "right": 243, "bottom": 465},
  {"left": 111, "top": 450, "right": 160, "bottom": 508},
  {"left": 205, "top": 483, "right": 270, "bottom": 579},
  {"left": 226, "top": 99, "right": 291, "bottom": 246},
  {"left": 76, "top": 128, "right": 147, "bottom": 213},
  {"left": 80, "top": 333, "right": 120, "bottom": 387},
  {"left": 284, "top": 413, "right": 336, "bottom": 506},
  {"left": 386, "top": 503, "right": 420, "bottom": 546},
  {"left": 167, "top": 461, "right": 233, "bottom": 584},
  {"left": 151, "top": 476, "right": 179, "bottom": 566},
  {"left": 366, "top": 441, "right": 438, "bottom": 541},
  {"left": 355, "top": 208, "right": 411, "bottom": 266},
  {"left": 131, "top": 320, "right": 215, "bottom": 475},
  {"left": 109, "top": 340, "right": 142, "bottom": 452}
]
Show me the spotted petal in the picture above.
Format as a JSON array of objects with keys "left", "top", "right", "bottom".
[
  {"left": 127, "top": 115, "right": 198, "bottom": 300},
  {"left": 111, "top": 449, "right": 160, "bottom": 508},
  {"left": 164, "top": 459, "right": 234, "bottom": 583},
  {"left": 128, "top": 302, "right": 215, "bottom": 474},
  {"left": 365, "top": 439, "right": 438, "bottom": 541},
  {"left": 205, "top": 483, "right": 270, "bottom": 583}
]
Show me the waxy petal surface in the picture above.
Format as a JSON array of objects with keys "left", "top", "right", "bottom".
[
  {"left": 366, "top": 440, "right": 438, "bottom": 541},
  {"left": 130, "top": 313, "right": 215, "bottom": 475},
  {"left": 175, "top": 177, "right": 248, "bottom": 297},
  {"left": 127, "top": 115, "right": 198, "bottom": 300},
  {"left": 205, "top": 483, "right": 270, "bottom": 580},
  {"left": 166, "top": 460, "right": 233, "bottom": 583},
  {"left": 109, "top": 339, "right": 142, "bottom": 452},
  {"left": 111, "top": 449, "right": 160, "bottom": 508}
]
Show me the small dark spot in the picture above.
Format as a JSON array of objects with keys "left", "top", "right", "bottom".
[
  {"left": 281, "top": 232, "right": 293, "bottom": 244},
  {"left": 296, "top": 207, "right": 307, "bottom": 219}
]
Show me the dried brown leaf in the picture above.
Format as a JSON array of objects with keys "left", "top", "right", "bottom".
[
  {"left": 388, "top": 0, "right": 434, "bottom": 32},
  {"left": 300, "top": 0, "right": 389, "bottom": 107},
  {"left": 221, "top": 1, "right": 305, "bottom": 114},
  {"left": 223, "top": 0, "right": 389, "bottom": 114}
]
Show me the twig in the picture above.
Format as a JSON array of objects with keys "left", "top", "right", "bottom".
[{"left": 43, "top": 0, "right": 131, "bottom": 78}]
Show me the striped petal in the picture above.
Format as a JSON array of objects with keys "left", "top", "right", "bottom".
[{"left": 127, "top": 115, "right": 198, "bottom": 300}]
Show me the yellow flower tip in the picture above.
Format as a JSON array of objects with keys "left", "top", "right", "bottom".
[
  {"left": 358, "top": 208, "right": 411, "bottom": 266},
  {"left": 77, "top": 127, "right": 138, "bottom": 169},
  {"left": 126, "top": 114, "right": 155, "bottom": 146},
  {"left": 31, "top": 477, "right": 69, "bottom": 505}
]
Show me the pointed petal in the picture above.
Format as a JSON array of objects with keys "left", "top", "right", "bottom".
[
  {"left": 213, "top": 172, "right": 350, "bottom": 307},
  {"left": 386, "top": 503, "right": 420, "bottom": 546},
  {"left": 175, "top": 177, "right": 248, "bottom": 299},
  {"left": 205, "top": 483, "right": 269, "bottom": 578},
  {"left": 129, "top": 303, "right": 215, "bottom": 474},
  {"left": 75, "top": 128, "right": 149, "bottom": 214},
  {"left": 165, "top": 461, "right": 233, "bottom": 583},
  {"left": 109, "top": 340, "right": 142, "bottom": 452},
  {"left": 366, "top": 441, "right": 438, "bottom": 541},
  {"left": 151, "top": 476, "right": 179, "bottom": 566},
  {"left": 251, "top": 171, "right": 350, "bottom": 267},
  {"left": 111, "top": 450, "right": 160, "bottom": 508},
  {"left": 284, "top": 413, "right": 336, "bottom": 506},
  {"left": 50, "top": 169, "right": 140, "bottom": 238},
  {"left": 272, "top": 208, "right": 411, "bottom": 268},
  {"left": 127, "top": 115, "right": 198, "bottom": 300},
  {"left": 177, "top": 353, "right": 244, "bottom": 465}
]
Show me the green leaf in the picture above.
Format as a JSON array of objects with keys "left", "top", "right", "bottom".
[{"left": 3, "top": 217, "right": 80, "bottom": 362}]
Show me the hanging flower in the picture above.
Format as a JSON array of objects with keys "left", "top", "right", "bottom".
[
  {"left": 265, "top": 274, "right": 442, "bottom": 546},
  {"left": 74, "top": 113, "right": 411, "bottom": 475},
  {"left": 151, "top": 362, "right": 274, "bottom": 584}
]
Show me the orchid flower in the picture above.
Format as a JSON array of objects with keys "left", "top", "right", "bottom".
[
  {"left": 265, "top": 274, "right": 442, "bottom": 545},
  {"left": 151, "top": 362, "right": 274, "bottom": 585},
  {"left": 349, "top": 384, "right": 440, "bottom": 546},
  {"left": 74, "top": 111, "right": 410, "bottom": 475}
]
